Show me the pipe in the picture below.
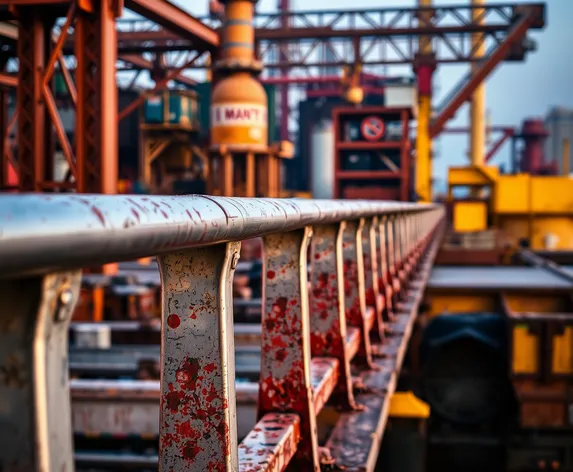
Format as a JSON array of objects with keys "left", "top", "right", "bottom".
[
  {"left": 470, "top": 0, "right": 486, "bottom": 167},
  {"left": 0, "top": 194, "right": 440, "bottom": 278},
  {"left": 414, "top": 0, "right": 434, "bottom": 202}
]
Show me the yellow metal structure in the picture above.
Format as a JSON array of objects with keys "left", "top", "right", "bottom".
[
  {"left": 414, "top": 0, "right": 433, "bottom": 203},
  {"left": 511, "top": 324, "right": 573, "bottom": 376},
  {"left": 425, "top": 290, "right": 571, "bottom": 319},
  {"left": 448, "top": 165, "right": 573, "bottom": 250},
  {"left": 453, "top": 201, "right": 488, "bottom": 233},
  {"left": 470, "top": 0, "right": 486, "bottom": 167},
  {"left": 389, "top": 392, "right": 430, "bottom": 419},
  {"left": 416, "top": 95, "right": 432, "bottom": 203}
]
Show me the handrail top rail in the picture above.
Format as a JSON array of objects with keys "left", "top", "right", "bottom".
[{"left": 0, "top": 194, "right": 439, "bottom": 278}]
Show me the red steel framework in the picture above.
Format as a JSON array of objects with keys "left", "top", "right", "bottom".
[{"left": 0, "top": 2, "right": 545, "bottom": 190}]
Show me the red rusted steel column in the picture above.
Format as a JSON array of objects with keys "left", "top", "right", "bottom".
[
  {"left": 258, "top": 228, "right": 321, "bottom": 471},
  {"left": 157, "top": 242, "right": 241, "bottom": 471},
  {"left": 342, "top": 219, "right": 376, "bottom": 368},
  {"left": 16, "top": 9, "right": 51, "bottom": 191},
  {"left": 76, "top": 0, "right": 119, "bottom": 194},
  {"left": 362, "top": 217, "right": 384, "bottom": 341},
  {"left": 310, "top": 222, "right": 358, "bottom": 410},
  {"left": 0, "top": 271, "right": 81, "bottom": 470}
]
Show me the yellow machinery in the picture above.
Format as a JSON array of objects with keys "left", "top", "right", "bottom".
[{"left": 448, "top": 165, "right": 573, "bottom": 250}]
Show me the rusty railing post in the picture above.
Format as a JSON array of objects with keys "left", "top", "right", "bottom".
[
  {"left": 0, "top": 272, "right": 81, "bottom": 471},
  {"left": 157, "top": 242, "right": 241, "bottom": 471},
  {"left": 342, "top": 218, "right": 375, "bottom": 369},
  {"left": 258, "top": 227, "right": 321, "bottom": 471},
  {"left": 387, "top": 215, "right": 402, "bottom": 307},
  {"left": 310, "top": 222, "right": 358, "bottom": 410},
  {"left": 378, "top": 215, "right": 394, "bottom": 322},
  {"left": 362, "top": 216, "right": 384, "bottom": 341}
]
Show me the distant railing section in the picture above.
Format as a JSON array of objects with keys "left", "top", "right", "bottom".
[{"left": 0, "top": 195, "right": 444, "bottom": 472}]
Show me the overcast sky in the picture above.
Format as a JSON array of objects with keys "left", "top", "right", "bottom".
[{"left": 158, "top": 0, "right": 572, "bottom": 191}]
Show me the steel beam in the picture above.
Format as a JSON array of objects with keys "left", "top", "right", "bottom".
[
  {"left": 430, "top": 12, "right": 537, "bottom": 138},
  {"left": 124, "top": 0, "right": 219, "bottom": 49}
]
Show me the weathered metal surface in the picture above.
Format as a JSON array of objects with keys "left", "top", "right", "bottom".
[
  {"left": 310, "top": 357, "right": 339, "bottom": 414},
  {"left": 238, "top": 414, "right": 301, "bottom": 472},
  {"left": 342, "top": 218, "right": 375, "bottom": 368},
  {"left": 0, "top": 195, "right": 433, "bottom": 278},
  {"left": 0, "top": 271, "right": 81, "bottom": 472},
  {"left": 327, "top": 217, "right": 443, "bottom": 471},
  {"left": 309, "top": 222, "right": 357, "bottom": 409},
  {"left": 0, "top": 195, "right": 445, "bottom": 471},
  {"left": 70, "top": 380, "right": 259, "bottom": 441},
  {"left": 377, "top": 216, "right": 394, "bottom": 322},
  {"left": 68, "top": 344, "right": 263, "bottom": 380},
  {"left": 363, "top": 217, "right": 384, "bottom": 340},
  {"left": 387, "top": 215, "right": 402, "bottom": 306},
  {"left": 258, "top": 228, "right": 321, "bottom": 471},
  {"left": 157, "top": 242, "right": 241, "bottom": 471},
  {"left": 428, "top": 267, "right": 573, "bottom": 290}
]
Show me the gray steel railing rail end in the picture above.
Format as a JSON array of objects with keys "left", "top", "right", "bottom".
[{"left": 0, "top": 194, "right": 441, "bottom": 278}]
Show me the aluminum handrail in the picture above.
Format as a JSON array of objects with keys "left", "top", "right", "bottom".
[
  {"left": 0, "top": 194, "right": 436, "bottom": 277},
  {"left": 0, "top": 194, "right": 444, "bottom": 472}
]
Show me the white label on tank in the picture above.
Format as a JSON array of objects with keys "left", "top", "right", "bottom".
[{"left": 211, "top": 103, "right": 267, "bottom": 127}]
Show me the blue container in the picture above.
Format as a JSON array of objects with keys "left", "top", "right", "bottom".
[
  {"left": 143, "top": 95, "right": 164, "bottom": 124},
  {"left": 143, "top": 90, "right": 199, "bottom": 129}
]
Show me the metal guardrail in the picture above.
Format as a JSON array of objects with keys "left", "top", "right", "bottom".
[{"left": 0, "top": 194, "right": 444, "bottom": 472}]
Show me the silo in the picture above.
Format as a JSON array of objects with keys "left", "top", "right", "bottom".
[{"left": 311, "top": 120, "right": 335, "bottom": 199}]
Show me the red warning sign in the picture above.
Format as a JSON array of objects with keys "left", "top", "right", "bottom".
[{"left": 360, "top": 116, "right": 385, "bottom": 142}]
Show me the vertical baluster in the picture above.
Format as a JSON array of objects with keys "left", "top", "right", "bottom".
[
  {"left": 158, "top": 242, "right": 241, "bottom": 471},
  {"left": 258, "top": 228, "right": 320, "bottom": 471},
  {"left": 0, "top": 272, "right": 81, "bottom": 472},
  {"left": 342, "top": 219, "right": 375, "bottom": 368},
  {"left": 310, "top": 222, "right": 358, "bottom": 410},
  {"left": 387, "top": 215, "right": 401, "bottom": 306},
  {"left": 362, "top": 217, "right": 384, "bottom": 341},
  {"left": 378, "top": 215, "right": 395, "bottom": 322}
]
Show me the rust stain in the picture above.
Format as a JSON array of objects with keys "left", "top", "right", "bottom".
[
  {"left": 90, "top": 206, "right": 106, "bottom": 226},
  {"left": 161, "top": 355, "right": 231, "bottom": 466}
]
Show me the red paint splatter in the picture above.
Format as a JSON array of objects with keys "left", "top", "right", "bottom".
[
  {"left": 164, "top": 388, "right": 185, "bottom": 413},
  {"left": 167, "top": 314, "right": 181, "bottom": 329},
  {"left": 275, "top": 349, "right": 288, "bottom": 362},
  {"left": 90, "top": 206, "right": 105, "bottom": 226},
  {"left": 267, "top": 270, "right": 276, "bottom": 280},
  {"left": 314, "top": 253, "right": 321, "bottom": 260},
  {"left": 181, "top": 441, "right": 203, "bottom": 461},
  {"left": 204, "top": 363, "right": 217, "bottom": 373},
  {"left": 190, "top": 313, "right": 197, "bottom": 320}
]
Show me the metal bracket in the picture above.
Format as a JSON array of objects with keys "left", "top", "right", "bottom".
[
  {"left": 342, "top": 218, "right": 375, "bottom": 369},
  {"left": 310, "top": 222, "right": 358, "bottom": 411},
  {"left": 258, "top": 227, "right": 321, "bottom": 471},
  {"left": 362, "top": 216, "right": 385, "bottom": 341},
  {"left": 157, "top": 242, "right": 241, "bottom": 471},
  {"left": 0, "top": 271, "right": 81, "bottom": 472}
]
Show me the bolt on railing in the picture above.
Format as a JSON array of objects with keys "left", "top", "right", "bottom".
[{"left": 0, "top": 195, "right": 444, "bottom": 472}]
